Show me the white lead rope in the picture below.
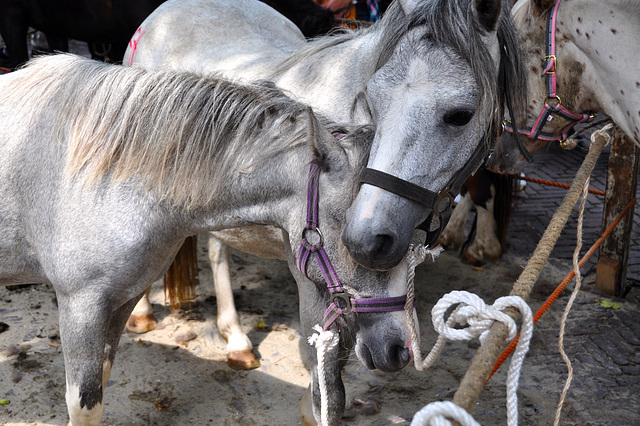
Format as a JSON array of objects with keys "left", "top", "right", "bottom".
[{"left": 406, "top": 244, "right": 534, "bottom": 426}]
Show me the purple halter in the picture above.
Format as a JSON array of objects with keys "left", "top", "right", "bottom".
[
  {"left": 503, "top": 0, "right": 596, "bottom": 142},
  {"left": 296, "top": 161, "right": 411, "bottom": 331}
]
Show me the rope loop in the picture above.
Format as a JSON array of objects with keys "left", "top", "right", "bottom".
[{"left": 411, "top": 401, "right": 481, "bottom": 426}]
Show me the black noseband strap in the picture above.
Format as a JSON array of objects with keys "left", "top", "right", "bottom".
[
  {"left": 359, "top": 168, "right": 440, "bottom": 208},
  {"left": 358, "top": 133, "right": 494, "bottom": 246}
]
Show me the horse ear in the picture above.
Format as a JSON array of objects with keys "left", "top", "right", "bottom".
[
  {"left": 307, "top": 107, "right": 348, "bottom": 172},
  {"left": 474, "top": 0, "right": 503, "bottom": 32}
]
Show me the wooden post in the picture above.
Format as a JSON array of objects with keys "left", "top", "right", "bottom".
[{"left": 595, "top": 127, "right": 640, "bottom": 297}]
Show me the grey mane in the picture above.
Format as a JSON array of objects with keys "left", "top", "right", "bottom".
[
  {"left": 7, "top": 54, "right": 326, "bottom": 208},
  {"left": 275, "top": 0, "right": 527, "bottom": 137}
]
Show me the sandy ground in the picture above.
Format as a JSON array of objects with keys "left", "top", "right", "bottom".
[{"left": 2, "top": 232, "right": 618, "bottom": 426}]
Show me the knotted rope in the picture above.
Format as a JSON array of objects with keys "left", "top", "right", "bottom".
[
  {"left": 412, "top": 401, "right": 480, "bottom": 426},
  {"left": 406, "top": 244, "right": 533, "bottom": 425},
  {"left": 451, "top": 123, "right": 613, "bottom": 414},
  {"left": 308, "top": 325, "right": 340, "bottom": 426}
]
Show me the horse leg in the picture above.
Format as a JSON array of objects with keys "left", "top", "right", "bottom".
[
  {"left": 43, "top": 33, "right": 69, "bottom": 54},
  {"left": 463, "top": 184, "right": 502, "bottom": 264},
  {"left": 57, "top": 291, "right": 139, "bottom": 425},
  {"left": 439, "top": 191, "right": 473, "bottom": 249},
  {"left": 125, "top": 286, "right": 158, "bottom": 333},
  {"left": 208, "top": 234, "right": 259, "bottom": 370}
]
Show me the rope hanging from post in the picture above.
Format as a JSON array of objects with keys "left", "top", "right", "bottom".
[
  {"left": 554, "top": 170, "right": 589, "bottom": 424},
  {"left": 450, "top": 123, "right": 614, "bottom": 415},
  {"left": 405, "top": 246, "right": 533, "bottom": 426}
]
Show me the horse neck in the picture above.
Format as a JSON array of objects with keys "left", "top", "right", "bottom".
[
  {"left": 547, "top": 0, "right": 640, "bottom": 141},
  {"left": 190, "top": 144, "right": 308, "bottom": 235},
  {"left": 274, "top": 31, "right": 380, "bottom": 122}
]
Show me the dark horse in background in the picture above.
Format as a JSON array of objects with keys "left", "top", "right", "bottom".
[
  {"left": 0, "top": 0, "right": 335, "bottom": 69},
  {"left": 0, "top": 0, "right": 167, "bottom": 67}
]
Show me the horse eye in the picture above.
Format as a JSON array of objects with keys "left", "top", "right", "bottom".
[{"left": 443, "top": 110, "right": 474, "bottom": 126}]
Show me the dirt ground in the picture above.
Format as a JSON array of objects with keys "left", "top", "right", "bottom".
[{"left": 4, "top": 230, "right": 636, "bottom": 426}]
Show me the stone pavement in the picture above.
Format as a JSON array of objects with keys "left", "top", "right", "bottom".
[
  {"left": 492, "top": 138, "right": 640, "bottom": 425},
  {"left": 509, "top": 138, "right": 640, "bottom": 287}
]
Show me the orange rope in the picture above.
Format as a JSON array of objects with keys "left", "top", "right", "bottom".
[
  {"left": 521, "top": 176, "right": 606, "bottom": 196},
  {"left": 487, "top": 196, "right": 636, "bottom": 382}
]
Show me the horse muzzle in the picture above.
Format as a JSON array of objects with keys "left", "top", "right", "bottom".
[
  {"left": 354, "top": 329, "right": 412, "bottom": 372},
  {"left": 342, "top": 186, "right": 424, "bottom": 270}
]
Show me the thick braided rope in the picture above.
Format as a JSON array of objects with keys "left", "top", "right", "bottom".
[
  {"left": 308, "top": 325, "right": 339, "bottom": 426},
  {"left": 452, "top": 123, "right": 612, "bottom": 413},
  {"left": 405, "top": 246, "right": 533, "bottom": 425},
  {"left": 554, "top": 175, "right": 589, "bottom": 424}
]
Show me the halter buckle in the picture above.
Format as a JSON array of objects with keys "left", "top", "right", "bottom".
[
  {"left": 330, "top": 292, "right": 352, "bottom": 314},
  {"left": 434, "top": 188, "right": 455, "bottom": 215},
  {"left": 543, "top": 55, "right": 557, "bottom": 74}
]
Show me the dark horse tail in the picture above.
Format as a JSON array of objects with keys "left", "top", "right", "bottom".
[
  {"left": 164, "top": 236, "right": 198, "bottom": 311},
  {"left": 492, "top": 172, "right": 516, "bottom": 250}
]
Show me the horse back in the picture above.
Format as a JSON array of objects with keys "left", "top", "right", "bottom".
[{"left": 128, "top": 0, "right": 304, "bottom": 75}]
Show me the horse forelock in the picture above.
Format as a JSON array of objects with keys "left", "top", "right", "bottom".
[
  {"left": 376, "top": 0, "right": 527, "bottom": 143},
  {"left": 13, "top": 54, "right": 317, "bottom": 209}
]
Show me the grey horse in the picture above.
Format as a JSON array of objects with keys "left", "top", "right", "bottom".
[
  {"left": 0, "top": 54, "right": 420, "bottom": 425},
  {"left": 127, "top": 0, "right": 528, "bottom": 269}
]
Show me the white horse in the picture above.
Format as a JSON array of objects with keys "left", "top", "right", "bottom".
[
  {"left": 0, "top": 54, "right": 420, "bottom": 425},
  {"left": 124, "top": 0, "right": 528, "bottom": 392},
  {"left": 127, "top": 0, "right": 527, "bottom": 267}
]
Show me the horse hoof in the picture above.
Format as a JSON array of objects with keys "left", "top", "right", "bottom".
[
  {"left": 227, "top": 349, "right": 260, "bottom": 370},
  {"left": 461, "top": 253, "right": 484, "bottom": 267},
  {"left": 300, "top": 386, "right": 317, "bottom": 426},
  {"left": 126, "top": 314, "right": 158, "bottom": 334}
]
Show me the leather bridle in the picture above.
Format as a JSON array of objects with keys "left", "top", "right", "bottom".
[
  {"left": 503, "top": 0, "right": 596, "bottom": 143},
  {"left": 296, "top": 161, "right": 412, "bottom": 331}
]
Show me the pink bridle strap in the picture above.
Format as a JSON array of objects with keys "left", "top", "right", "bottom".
[{"left": 503, "top": 0, "right": 596, "bottom": 142}]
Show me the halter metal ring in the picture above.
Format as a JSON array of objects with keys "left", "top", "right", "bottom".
[
  {"left": 302, "top": 226, "right": 324, "bottom": 250},
  {"left": 434, "top": 188, "right": 455, "bottom": 214},
  {"left": 330, "top": 292, "right": 352, "bottom": 314},
  {"left": 545, "top": 95, "right": 561, "bottom": 107}
]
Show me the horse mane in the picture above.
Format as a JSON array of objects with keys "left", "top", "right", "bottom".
[
  {"left": 385, "top": 0, "right": 527, "bottom": 138},
  {"left": 273, "top": 0, "right": 527, "bottom": 140},
  {"left": 11, "top": 54, "right": 317, "bottom": 208}
]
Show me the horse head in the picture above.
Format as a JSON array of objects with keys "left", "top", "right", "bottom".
[
  {"left": 284, "top": 115, "right": 417, "bottom": 376},
  {"left": 342, "top": 0, "right": 527, "bottom": 270}
]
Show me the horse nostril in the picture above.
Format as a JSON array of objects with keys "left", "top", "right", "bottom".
[
  {"left": 371, "top": 234, "right": 395, "bottom": 262},
  {"left": 391, "top": 345, "right": 411, "bottom": 369}
]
